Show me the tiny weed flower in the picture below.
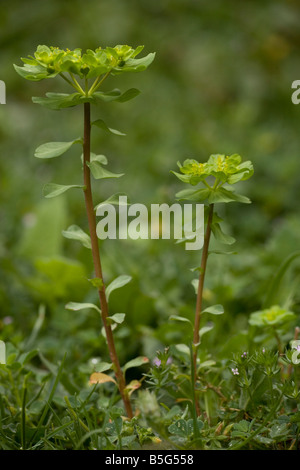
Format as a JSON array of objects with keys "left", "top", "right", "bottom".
[
  {"left": 153, "top": 358, "right": 162, "bottom": 367},
  {"left": 232, "top": 368, "right": 239, "bottom": 375}
]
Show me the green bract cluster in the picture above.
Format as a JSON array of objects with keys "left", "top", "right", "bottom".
[
  {"left": 249, "top": 305, "right": 296, "bottom": 329},
  {"left": 14, "top": 44, "right": 155, "bottom": 81},
  {"left": 173, "top": 154, "right": 254, "bottom": 205},
  {"left": 178, "top": 154, "right": 253, "bottom": 185},
  {"left": 14, "top": 45, "right": 155, "bottom": 110}
]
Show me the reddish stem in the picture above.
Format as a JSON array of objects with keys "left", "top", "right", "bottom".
[{"left": 83, "top": 102, "right": 133, "bottom": 418}]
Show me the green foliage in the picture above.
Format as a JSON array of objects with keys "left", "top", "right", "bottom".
[
  {"left": 2, "top": 0, "right": 300, "bottom": 451},
  {"left": 249, "top": 305, "right": 296, "bottom": 329},
  {"left": 173, "top": 154, "right": 253, "bottom": 205},
  {"left": 14, "top": 45, "right": 155, "bottom": 82}
]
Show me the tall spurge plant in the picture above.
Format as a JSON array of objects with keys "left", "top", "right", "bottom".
[
  {"left": 14, "top": 44, "right": 155, "bottom": 418},
  {"left": 172, "top": 153, "right": 253, "bottom": 414}
]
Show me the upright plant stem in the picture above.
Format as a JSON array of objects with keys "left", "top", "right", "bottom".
[
  {"left": 192, "top": 203, "right": 214, "bottom": 415},
  {"left": 83, "top": 103, "right": 133, "bottom": 419}
]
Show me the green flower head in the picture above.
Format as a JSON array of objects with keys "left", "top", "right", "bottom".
[
  {"left": 14, "top": 44, "right": 155, "bottom": 81},
  {"left": 172, "top": 153, "right": 254, "bottom": 205},
  {"left": 249, "top": 305, "right": 296, "bottom": 329},
  {"left": 176, "top": 154, "right": 253, "bottom": 186}
]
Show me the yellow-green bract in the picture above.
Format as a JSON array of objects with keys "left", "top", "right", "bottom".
[
  {"left": 175, "top": 154, "right": 254, "bottom": 186},
  {"left": 14, "top": 44, "right": 155, "bottom": 81},
  {"left": 249, "top": 305, "right": 296, "bottom": 328},
  {"left": 173, "top": 154, "right": 254, "bottom": 205}
]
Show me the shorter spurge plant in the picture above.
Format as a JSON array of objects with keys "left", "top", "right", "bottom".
[{"left": 171, "top": 152, "right": 254, "bottom": 416}]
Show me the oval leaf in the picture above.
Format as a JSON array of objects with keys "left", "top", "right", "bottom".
[
  {"left": 95, "top": 362, "right": 113, "bottom": 373},
  {"left": 199, "top": 324, "right": 214, "bottom": 337},
  {"left": 202, "top": 304, "right": 224, "bottom": 315},
  {"left": 108, "top": 313, "right": 126, "bottom": 324},
  {"left": 65, "top": 301, "right": 101, "bottom": 314},
  {"left": 35, "top": 139, "right": 81, "bottom": 159},
  {"left": 211, "top": 223, "right": 236, "bottom": 245},
  {"left": 89, "top": 372, "right": 116, "bottom": 385},
  {"left": 123, "top": 356, "right": 149, "bottom": 374},
  {"left": 169, "top": 315, "right": 193, "bottom": 327},
  {"left": 43, "top": 183, "right": 84, "bottom": 198},
  {"left": 106, "top": 275, "right": 132, "bottom": 301},
  {"left": 86, "top": 161, "right": 124, "bottom": 180},
  {"left": 92, "top": 119, "right": 126, "bottom": 136},
  {"left": 62, "top": 225, "right": 91, "bottom": 249}
]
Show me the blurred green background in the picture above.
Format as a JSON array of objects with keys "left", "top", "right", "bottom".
[{"left": 1, "top": 0, "right": 300, "bottom": 366}]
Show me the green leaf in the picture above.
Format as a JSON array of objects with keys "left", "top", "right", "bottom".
[
  {"left": 95, "top": 193, "right": 130, "bottom": 211},
  {"left": 112, "top": 53, "right": 156, "bottom": 74},
  {"left": 208, "top": 187, "right": 251, "bottom": 204},
  {"left": 123, "top": 356, "right": 149, "bottom": 374},
  {"left": 14, "top": 63, "right": 57, "bottom": 81},
  {"left": 168, "top": 418, "right": 204, "bottom": 438},
  {"left": 35, "top": 139, "right": 81, "bottom": 159},
  {"left": 168, "top": 419, "right": 188, "bottom": 437},
  {"left": 62, "top": 225, "right": 91, "bottom": 249},
  {"left": 199, "top": 324, "right": 214, "bottom": 337},
  {"left": 32, "top": 92, "right": 83, "bottom": 110},
  {"left": 211, "top": 223, "right": 236, "bottom": 245},
  {"left": 92, "top": 89, "right": 122, "bottom": 102},
  {"left": 169, "top": 315, "right": 193, "bottom": 327},
  {"left": 92, "top": 88, "right": 141, "bottom": 104},
  {"left": 86, "top": 161, "right": 124, "bottom": 180},
  {"left": 92, "top": 119, "right": 126, "bottom": 136},
  {"left": 106, "top": 275, "right": 132, "bottom": 301},
  {"left": 65, "top": 302, "right": 101, "bottom": 314},
  {"left": 43, "top": 183, "right": 84, "bottom": 198},
  {"left": 175, "top": 344, "right": 190, "bottom": 355},
  {"left": 18, "top": 349, "right": 39, "bottom": 365},
  {"left": 191, "top": 278, "right": 199, "bottom": 294},
  {"left": 81, "top": 153, "right": 108, "bottom": 166},
  {"left": 198, "top": 360, "right": 216, "bottom": 369},
  {"left": 95, "top": 362, "right": 113, "bottom": 373},
  {"left": 114, "top": 88, "right": 141, "bottom": 102},
  {"left": 202, "top": 304, "right": 224, "bottom": 315},
  {"left": 108, "top": 313, "right": 126, "bottom": 325},
  {"left": 249, "top": 305, "right": 295, "bottom": 328},
  {"left": 209, "top": 250, "right": 237, "bottom": 256},
  {"left": 176, "top": 187, "right": 210, "bottom": 201}
]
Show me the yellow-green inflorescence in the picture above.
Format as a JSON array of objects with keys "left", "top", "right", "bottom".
[
  {"left": 249, "top": 305, "right": 296, "bottom": 329},
  {"left": 14, "top": 44, "right": 155, "bottom": 82},
  {"left": 178, "top": 154, "right": 254, "bottom": 186}
]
